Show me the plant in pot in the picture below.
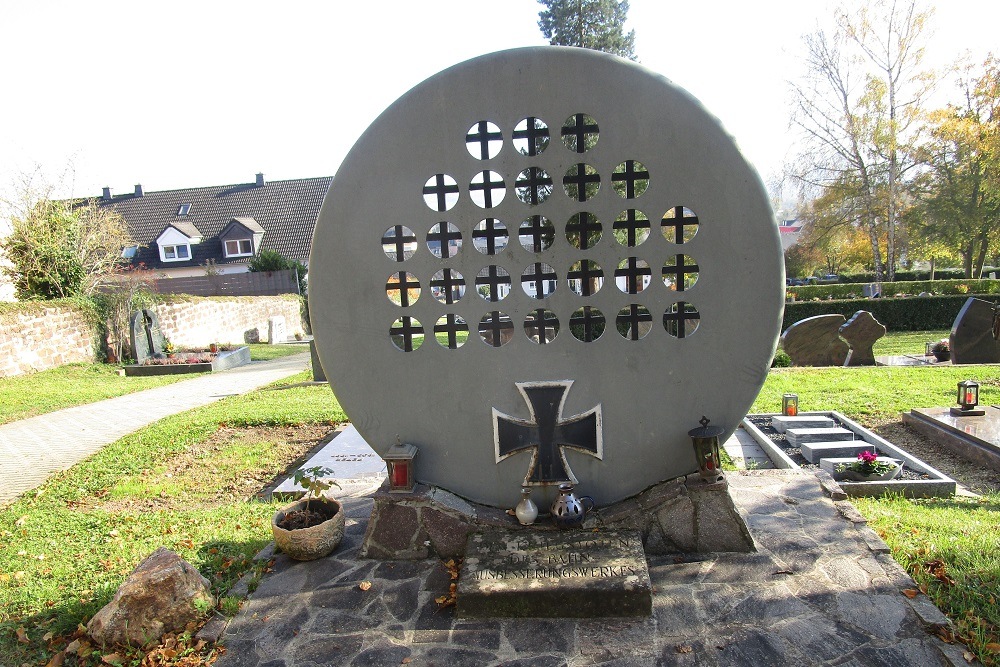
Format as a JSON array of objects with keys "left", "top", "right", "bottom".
[
  {"left": 931, "top": 339, "right": 950, "bottom": 362},
  {"left": 272, "top": 466, "right": 344, "bottom": 561},
  {"left": 835, "top": 450, "right": 901, "bottom": 482}
]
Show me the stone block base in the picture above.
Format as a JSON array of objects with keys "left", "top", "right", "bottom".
[{"left": 360, "top": 473, "right": 755, "bottom": 560}]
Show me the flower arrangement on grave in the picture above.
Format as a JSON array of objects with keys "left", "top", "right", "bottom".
[
  {"left": 164, "top": 339, "right": 176, "bottom": 356},
  {"left": 278, "top": 466, "right": 341, "bottom": 530},
  {"left": 272, "top": 466, "right": 345, "bottom": 561},
  {"left": 931, "top": 339, "right": 949, "bottom": 354},
  {"left": 836, "top": 450, "right": 895, "bottom": 477}
]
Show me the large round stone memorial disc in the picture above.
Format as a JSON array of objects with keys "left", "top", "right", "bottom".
[{"left": 309, "top": 47, "right": 784, "bottom": 507}]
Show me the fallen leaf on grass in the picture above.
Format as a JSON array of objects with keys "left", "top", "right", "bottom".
[
  {"left": 359, "top": 580, "right": 372, "bottom": 591},
  {"left": 964, "top": 651, "right": 975, "bottom": 662},
  {"left": 931, "top": 626, "right": 955, "bottom": 644},
  {"left": 101, "top": 652, "right": 124, "bottom": 665},
  {"left": 902, "top": 589, "right": 919, "bottom": 598},
  {"left": 984, "top": 643, "right": 1000, "bottom": 652},
  {"left": 44, "top": 651, "right": 65, "bottom": 667},
  {"left": 16, "top": 627, "right": 29, "bottom": 643},
  {"left": 675, "top": 645, "right": 693, "bottom": 654},
  {"left": 15, "top": 515, "right": 27, "bottom": 526}
]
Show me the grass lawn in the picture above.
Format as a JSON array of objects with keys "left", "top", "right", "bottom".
[
  {"left": 0, "top": 343, "right": 308, "bottom": 425},
  {"left": 0, "top": 370, "right": 342, "bottom": 666}
]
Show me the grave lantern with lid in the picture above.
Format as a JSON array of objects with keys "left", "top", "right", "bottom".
[
  {"left": 384, "top": 442, "right": 418, "bottom": 493},
  {"left": 782, "top": 393, "right": 799, "bottom": 417},
  {"left": 688, "top": 416, "right": 724, "bottom": 483},
  {"left": 951, "top": 380, "right": 984, "bottom": 416}
]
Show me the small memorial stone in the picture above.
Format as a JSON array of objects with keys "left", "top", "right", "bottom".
[
  {"left": 781, "top": 314, "right": 849, "bottom": 367},
  {"left": 128, "top": 309, "right": 165, "bottom": 363},
  {"left": 950, "top": 298, "right": 1000, "bottom": 365},
  {"left": 839, "top": 310, "right": 885, "bottom": 366},
  {"left": 268, "top": 316, "right": 286, "bottom": 345},
  {"left": 457, "top": 529, "right": 651, "bottom": 618}
]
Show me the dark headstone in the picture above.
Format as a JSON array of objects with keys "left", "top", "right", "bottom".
[
  {"left": 840, "top": 310, "right": 886, "bottom": 366},
  {"left": 780, "top": 314, "right": 849, "bottom": 366},
  {"left": 950, "top": 297, "right": 1000, "bottom": 365},
  {"left": 128, "top": 309, "right": 165, "bottom": 363},
  {"left": 457, "top": 529, "right": 651, "bottom": 618},
  {"left": 310, "top": 340, "right": 326, "bottom": 382}
]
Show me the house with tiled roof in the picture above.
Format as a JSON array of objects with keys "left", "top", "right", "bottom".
[{"left": 96, "top": 173, "right": 332, "bottom": 277}]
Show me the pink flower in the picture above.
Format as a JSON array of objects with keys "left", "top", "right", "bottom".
[{"left": 858, "top": 450, "right": 878, "bottom": 464}]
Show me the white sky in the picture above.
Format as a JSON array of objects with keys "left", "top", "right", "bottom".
[{"left": 0, "top": 0, "right": 996, "bottom": 204}]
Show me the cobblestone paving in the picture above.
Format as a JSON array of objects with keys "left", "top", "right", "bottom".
[{"left": 216, "top": 471, "right": 972, "bottom": 666}]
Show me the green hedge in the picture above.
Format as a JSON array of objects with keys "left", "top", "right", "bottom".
[
  {"left": 837, "top": 268, "right": 998, "bottom": 283},
  {"left": 788, "top": 279, "right": 1000, "bottom": 302},
  {"left": 782, "top": 294, "right": 999, "bottom": 332}
]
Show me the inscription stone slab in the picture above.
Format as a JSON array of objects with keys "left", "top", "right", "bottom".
[
  {"left": 950, "top": 297, "right": 1000, "bottom": 365},
  {"left": 780, "top": 314, "right": 849, "bottom": 366},
  {"left": 840, "top": 310, "right": 885, "bottom": 366},
  {"left": 128, "top": 309, "right": 165, "bottom": 363},
  {"left": 457, "top": 529, "right": 651, "bottom": 618}
]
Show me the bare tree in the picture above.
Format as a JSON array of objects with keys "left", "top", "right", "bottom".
[{"left": 790, "top": 0, "right": 935, "bottom": 281}]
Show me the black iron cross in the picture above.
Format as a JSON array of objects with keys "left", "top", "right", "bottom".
[
  {"left": 519, "top": 215, "right": 551, "bottom": 252},
  {"left": 565, "top": 212, "right": 602, "bottom": 249},
  {"left": 615, "top": 257, "right": 651, "bottom": 295},
  {"left": 522, "top": 262, "right": 557, "bottom": 298},
  {"left": 494, "top": 381, "right": 603, "bottom": 485},
  {"left": 661, "top": 206, "right": 699, "bottom": 244},
  {"left": 515, "top": 167, "right": 552, "bottom": 205},
  {"left": 570, "top": 306, "right": 605, "bottom": 342},
  {"left": 383, "top": 225, "right": 416, "bottom": 261},
  {"left": 561, "top": 114, "right": 599, "bottom": 153},
  {"left": 434, "top": 313, "right": 466, "bottom": 349},
  {"left": 423, "top": 174, "right": 459, "bottom": 212},
  {"left": 479, "top": 310, "right": 513, "bottom": 347},
  {"left": 614, "top": 209, "right": 650, "bottom": 247},
  {"left": 611, "top": 160, "right": 650, "bottom": 199},
  {"left": 387, "top": 271, "right": 420, "bottom": 307},
  {"left": 470, "top": 170, "right": 505, "bottom": 208},
  {"left": 473, "top": 218, "right": 507, "bottom": 255},
  {"left": 567, "top": 260, "right": 603, "bottom": 296},
  {"left": 662, "top": 254, "right": 699, "bottom": 292},
  {"left": 427, "top": 223, "right": 462, "bottom": 259},
  {"left": 563, "top": 164, "right": 600, "bottom": 202},
  {"left": 466, "top": 121, "right": 502, "bottom": 160},
  {"left": 390, "top": 316, "right": 423, "bottom": 352},
  {"left": 524, "top": 308, "right": 559, "bottom": 343},
  {"left": 512, "top": 117, "right": 549, "bottom": 156},
  {"left": 663, "top": 301, "right": 700, "bottom": 339},
  {"left": 619, "top": 304, "right": 652, "bottom": 341},
  {"left": 476, "top": 265, "right": 511, "bottom": 302},
  {"left": 430, "top": 268, "right": 464, "bottom": 304}
]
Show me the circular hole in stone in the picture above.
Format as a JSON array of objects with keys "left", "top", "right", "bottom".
[
  {"left": 426, "top": 222, "right": 462, "bottom": 259},
  {"left": 664, "top": 301, "right": 701, "bottom": 338},
  {"left": 615, "top": 258, "right": 652, "bottom": 294},
  {"left": 563, "top": 163, "right": 600, "bottom": 202},
  {"left": 385, "top": 271, "right": 420, "bottom": 306},
  {"left": 430, "top": 268, "right": 466, "bottom": 304},
  {"left": 465, "top": 121, "right": 503, "bottom": 160},
  {"left": 661, "top": 206, "right": 700, "bottom": 244},
  {"left": 565, "top": 212, "right": 602, "bottom": 250},
  {"left": 570, "top": 306, "right": 606, "bottom": 342},
  {"left": 422, "top": 174, "right": 459, "bottom": 212},
  {"left": 434, "top": 314, "right": 469, "bottom": 349},
  {"left": 613, "top": 209, "right": 650, "bottom": 247},
  {"left": 518, "top": 215, "right": 555, "bottom": 252},
  {"left": 470, "top": 170, "right": 506, "bottom": 209},
  {"left": 390, "top": 316, "right": 424, "bottom": 352},
  {"left": 473, "top": 218, "right": 509, "bottom": 255},
  {"left": 514, "top": 167, "right": 553, "bottom": 205},
  {"left": 475, "top": 265, "right": 512, "bottom": 302},
  {"left": 524, "top": 308, "right": 559, "bottom": 344},
  {"left": 662, "top": 255, "right": 699, "bottom": 291},
  {"left": 513, "top": 117, "right": 550, "bottom": 156},
  {"left": 612, "top": 160, "right": 650, "bottom": 199},
  {"left": 616, "top": 304, "right": 652, "bottom": 341},
  {"left": 381, "top": 225, "right": 418, "bottom": 261},
  {"left": 521, "top": 262, "right": 558, "bottom": 299},
  {"left": 560, "top": 113, "right": 599, "bottom": 153},
  {"left": 567, "top": 259, "right": 604, "bottom": 296},
  {"left": 478, "top": 310, "right": 514, "bottom": 347}
]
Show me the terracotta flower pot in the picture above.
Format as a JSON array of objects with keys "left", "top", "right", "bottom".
[{"left": 272, "top": 496, "right": 345, "bottom": 561}]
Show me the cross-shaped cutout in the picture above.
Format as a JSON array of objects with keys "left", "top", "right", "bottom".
[
  {"left": 382, "top": 225, "right": 417, "bottom": 261},
  {"left": 476, "top": 265, "right": 511, "bottom": 302},
  {"left": 390, "top": 316, "right": 424, "bottom": 352},
  {"left": 662, "top": 254, "right": 699, "bottom": 292},
  {"left": 563, "top": 163, "right": 600, "bottom": 202},
  {"left": 479, "top": 310, "right": 514, "bottom": 347},
  {"left": 513, "top": 116, "right": 550, "bottom": 156},
  {"left": 466, "top": 121, "right": 503, "bottom": 160},
  {"left": 514, "top": 167, "right": 553, "bottom": 205},
  {"left": 613, "top": 209, "right": 650, "bottom": 247},
  {"left": 470, "top": 170, "right": 506, "bottom": 208},
  {"left": 566, "top": 211, "right": 602, "bottom": 249},
  {"left": 615, "top": 257, "right": 651, "bottom": 294},
  {"left": 612, "top": 160, "right": 650, "bottom": 199},
  {"left": 518, "top": 215, "right": 554, "bottom": 252},
  {"left": 664, "top": 301, "right": 701, "bottom": 338},
  {"left": 524, "top": 308, "right": 559, "bottom": 344},
  {"left": 567, "top": 260, "right": 604, "bottom": 296},
  {"left": 522, "top": 262, "right": 557, "bottom": 299},
  {"left": 422, "top": 173, "right": 459, "bottom": 212},
  {"left": 430, "top": 268, "right": 465, "bottom": 304},
  {"left": 426, "top": 222, "right": 462, "bottom": 259},
  {"left": 434, "top": 314, "right": 468, "bottom": 349},
  {"left": 570, "top": 306, "right": 606, "bottom": 342},
  {"left": 494, "top": 381, "right": 603, "bottom": 485},
  {"left": 618, "top": 304, "right": 652, "bottom": 341},
  {"left": 560, "top": 113, "right": 599, "bottom": 153},
  {"left": 473, "top": 218, "right": 508, "bottom": 255},
  {"left": 661, "top": 206, "right": 699, "bottom": 244},
  {"left": 386, "top": 271, "right": 420, "bottom": 307}
]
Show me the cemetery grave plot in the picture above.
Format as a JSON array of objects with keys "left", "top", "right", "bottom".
[
  {"left": 123, "top": 346, "right": 251, "bottom": 376},
  {"left": 741, "top": 412, "right": 956, "bottom": 497}
]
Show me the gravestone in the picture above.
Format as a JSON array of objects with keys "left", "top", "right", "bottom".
[
  {"left": 839, "top": 310, "right": 885, "bottom": 366},
  {"left": 949, "top": 297, "right": 1000, "bottom": 365},
  {"left": 780, "top": 314, "right": 849, "bottom": 366},
  {"left": 128, "top": 309, "right": 165, "bottom": 363},
  {"left": 268, "top": 316, "right": 286, "bottom": 344},
  {"left": 309, "top": 47, "right": 784, "bottom": 509}
]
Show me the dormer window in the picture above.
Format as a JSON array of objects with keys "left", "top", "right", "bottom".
[
  {"left": 155, "top": 221, "right": 202, "bottom": 263},
  {"left": 225, "top": 239, "right": 253, "bottom": 257},
  {"left": 177, "top": 203, "right": 191, "bottom": 216},
  {"left": 162, "top": 244, "right": 190, "bottom": 260}
]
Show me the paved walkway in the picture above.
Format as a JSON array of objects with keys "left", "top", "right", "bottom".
[
  {"left": 0, "top": 352, "right": 311, "bottom": 506},
  {"left": 215, "top": 470, "right": 971, "bottom": 667}
]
